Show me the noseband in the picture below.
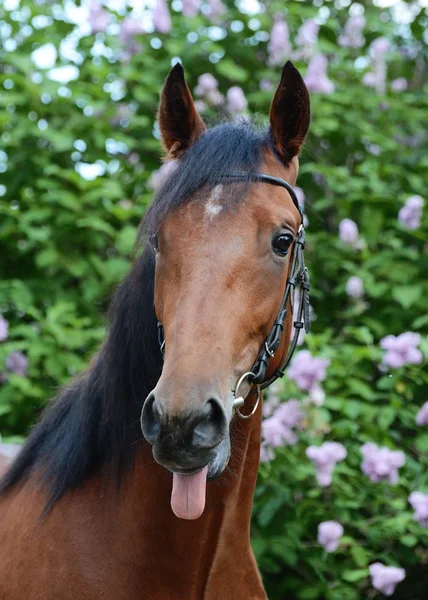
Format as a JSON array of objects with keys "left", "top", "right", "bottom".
[{"left": 156, "top": 171, "right": 310, "bottom": 418}]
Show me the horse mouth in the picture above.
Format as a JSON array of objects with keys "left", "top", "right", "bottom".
[{"left": 170, "top": 437, "right": 230, "bottom": 481}]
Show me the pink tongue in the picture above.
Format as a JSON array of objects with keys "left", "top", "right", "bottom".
[{"left": 171, "top": 466, "right": 208, "bottom": 520}]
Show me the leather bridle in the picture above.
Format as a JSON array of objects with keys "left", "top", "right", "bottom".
[{"left": 156, "top": 171, "right": 310, "bottom": 419}]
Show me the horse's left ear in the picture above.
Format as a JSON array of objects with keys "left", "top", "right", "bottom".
[
  {"left": 158, "top": 63, "right": 206, "bottom": 159},
  {"left": 269, "top": 61, "right": 311, "bottom": 164}
]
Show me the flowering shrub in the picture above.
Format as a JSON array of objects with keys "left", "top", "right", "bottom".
[{"left": 1, "top": 1, "right": 427, "bottom": 598}]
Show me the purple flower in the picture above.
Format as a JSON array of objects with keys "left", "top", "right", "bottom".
[
  {"left": 288, "top": 350, "right": 329, "bottom": 393},
  {"left": 262, "top": 400, "right": 305, "bottom": 448},
  {"left": 409, "top": 492, "right": 428, "bottom": 527},
  {"left": 152, "top": 0, "right": 171, "bottom": 34},
  {"left": 346, "top": 276, "right": 364, "bottom": 299},
  {"left": 147, "top": 160, "right": 179, "bottom": 191},
  {"left": 306, "top": 442, "right": 347, "bottom": 487},
  {"left": 182, "top": 0, "right": 200, "bottom": 17},
  {"left": 5, "top": 351, "right": 28, "bottom": 377},
  {"left": 308, "top": 385, "right": 325, "bottom": 406},
  {"left": 206, "top": 0, "right": 226, "bottom": 19},
  {"left": 317, "top": 521, "right": 344, "bottom": 552},
  {"left": 371, "top": 37, "right": 390, "bottom": 57},
  {"left": 391, "top": 77, "right": 407, "bottom": 92},
  {"left": 295, "top": 187, "right": 305, "bottom": 209},
  {"left": 119, "top": 17, "right": 144, "bottom": 57},
  {"left": 398, "top": 195, "right": 424, "bottom": 230},
  {"left": 88, "top": 1, "right": 110, "bottom": 34},
  {"left": 369, "top": 563, "right": 405, "bottom": 596},
  {"left": 296, "top": 19, "right": 319, "bottom": 47},
  {"left": 362, "top": 71, "right": 376, "bottom": 88},
  {"left": 268, "top": 15, "right": 292, "bottom": 66},
  {"left": 260, "top": 79, "right": 274, "bottom": 92},
  {"left": 338, "top": 15, "right": 365, "bottom": 48},
  {"left": 304, "top": 55, "right": 335, "bottom": 95},
  {"left": 0, "top": 315, "right": 8, "bottom": 342},
  {"left": 416, "top": 402, "right": 428, "bottom": 426},
  {"left": 361, "top": 443, "right": 405, "bottom": 484},
  {"left": 380, "top": 332, "right": 422, "bottom": 369},
  {"left": 226, "top": 87, "right": 247, "bottom": 114},
  {"left": 260, "top": 443, "right": 275, "bottom": 463},
  {"left": 339, "top": 218, "right": 359, "bottom": 246},
  {"left": 196, "top": 73, "right": 218, "bottom": 95},
  {"left": 294, "top": 19, "right": 319, "bottom": 59}
]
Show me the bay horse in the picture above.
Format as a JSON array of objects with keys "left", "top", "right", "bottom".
[{"left": 0, "top": 61, "right": 310, "bottom": 599}]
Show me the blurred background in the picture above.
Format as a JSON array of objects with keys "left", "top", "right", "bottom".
[{"left": 0, "top": 0, "right": 427, "bottom": 598}]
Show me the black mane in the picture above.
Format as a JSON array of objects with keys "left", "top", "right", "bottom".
[{"left": 0, "top": 120, "right": 274, "bottom": 508}]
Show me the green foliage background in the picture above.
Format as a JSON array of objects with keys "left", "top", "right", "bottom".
[{"left": 1, "top": 1, "right": 427, "bottom": 598}]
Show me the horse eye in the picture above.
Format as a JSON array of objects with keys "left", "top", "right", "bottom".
[
  {"left": 272, "top": 233, "right": 293, "bottom": 257},
  {"left": 149, "top": 234, "right": 159, "bottom": 253}
]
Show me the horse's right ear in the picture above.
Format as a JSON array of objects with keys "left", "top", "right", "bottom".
[
  {"left": 269, "top": 61, "right": 310, "bottom": 165},
  {"left": 158, "top": 63, "right": 206, "bottom": 159}
]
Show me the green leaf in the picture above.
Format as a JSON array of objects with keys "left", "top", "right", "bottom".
[{"left": 342, "top": 569, "right": 369, "bottom": 583}]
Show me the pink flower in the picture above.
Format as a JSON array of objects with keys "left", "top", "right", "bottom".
[
  {"left": 398, "top": 195, "right": 424, "bottom": 230},
  {"left": 304, "top": 55, "right": 335, "bottom": 95},
  {"left": 371, "top": 37, "right": 390, "bottom": 57},
  {"left": 339, "top": 218, "right": 359, "bottom": 245},
  {"left": 317, "top": 521, "right": 344, "bottom": 552},
  {"left": 369, "top": 563, "right": 405, "bottom": 596},
  {"left": 268, "top": 15, "right": 291, "bottom": 66},
  {"left": 391, "top": 77, "right": 407, "bottom": 92},
  {"left": 361, "top": 443, "right": 405, "bottom": 484},
  {"left": 0, "top": 315, "right": 8, "bottom": 342},
  {"left": 409, "top": 492, "right": 428, "bottom": 527},
  {"left": 148, "top": 160, "right": 179, "bottom": 191},
  {"left": 88, "top": 1, "right": 110, "bottom": 34},
  {"left": 5, "top": 351, "right": 28, "bottom": 377},
  {"left": 226, "top": 87, "right": 247, "bottom": 114},
  {"left": 182, "top": 0, "right": 200, "bottom": 17},
  {"left": 416, "top": 402, "right": 428, "bottom": 426},
  {"left": 261, "top": 400, "right": 305, "bottom": 449},
  {"left": 288, "top": 350, "right": 329, "bottom": 393},
  {"left": 380, "top": 332, "right": 422, "bottom": 369},
  {"left": 152, "top": 0, "right": 172, "bottom": 34},
  {"left": 338, "top": 15, "right": 365, "bottom": 48},
  {"left": 206, "top": 0, "right": 226, "bottom": 19},
  {"left": 306, "top": 442, "right": 347, "bottom": 487},
  {"left": 346, "top": 276, "right": 364, "bottom": 299}
]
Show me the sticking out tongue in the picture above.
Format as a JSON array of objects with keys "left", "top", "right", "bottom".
[{"left": 171, "top": 466, "right": 208, "bottom": 520}]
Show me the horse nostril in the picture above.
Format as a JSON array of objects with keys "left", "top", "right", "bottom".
[
  {"left": 140, "top": 394, "right": 162, "bottom": 445},
  {"left": 192, "top": 398, "right": 227, "bottom": 450}
]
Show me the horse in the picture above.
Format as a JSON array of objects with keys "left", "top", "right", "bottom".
[{"left": 0, "top": 61, "right": 310, "bottom": 599}]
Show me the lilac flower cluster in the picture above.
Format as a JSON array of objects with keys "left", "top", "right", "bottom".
[
  {"left": 152, "top": 0, "right": 172, "bottom": 34},
  {"left": 268, "top": 15, "right": 291, "bottom": 66},
  {"left": 205, "top": 0, "right": 226, "bottom": 20},
  {"left": 261, "top": 400, "right": 305, "bottom": 449},
  {"left": 398, "top": 195, "right": 424, "bottom": 230},
  {"left": 288, "top": 350, "right": 329, "bottom": 393},
  {"left": 88, "top": 0, "right": 110, "bottom": 34},
  {"left": 1, "top": 351, "right": 28, "bottom": 382},
  {"left": 119, "top": 17, "right": 144, "bottom": 58},
  {"left": 304, "top": 55, "right": 335, "bottom": 95},
  {"left": 391, "top": 77, "right": 408, "bottom": 92},
  {"left": 294, "top": 19, "right": 319, "bottom": 60},
  {"left": 226, "top": 87, "right": 247, "bottom": 115},
  {"left": 361, "top": 443, "right": 405, "bottom": 484},
  {"left": 345, "top": 276, "right": 364, "bottom": 299},
  {"left": 338, "top": 15, "right": 365, "bottom": 48},
  {"left": 408, "top": 492, "right": 428, "bottom": 527},
  {"left": 194, "top": 73, "right": 223, "bottom": 109},
  {"left": 380, "top": 332, "right": 422, "bottom": 369},
  {"left": 339, "top": 218, "right": 359, "bottom": 247},
  {"left": 306, "top": 442, "right": 347, "bottom": 486},
  {"left": 0, "top": 315, "right": 8, "bottom": 342},
  {"left": 416, "top": 402, "right": 428, "bottom": 426},
  {"left": 363, "top": 37, "right": 390, "bottom": 95},
  {"left": 317, "top": 521, "right": 343, "bottom": 552},
  {"left": 147, "top": 160, "right": 179, "bottom": 192},
  {"left": 369, "top": 563, "right": 405, "bottom": 596},
  {"left": 182, "top": 0, "right": 201, "bottom": 18}
]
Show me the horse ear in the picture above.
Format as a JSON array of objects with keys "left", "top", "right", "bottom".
[
  {"left": 158, "top": 63, "right": 206, "bottom": 159},
  {"left": 269, "top": 61, "right": 310, "bottom": 164}
]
